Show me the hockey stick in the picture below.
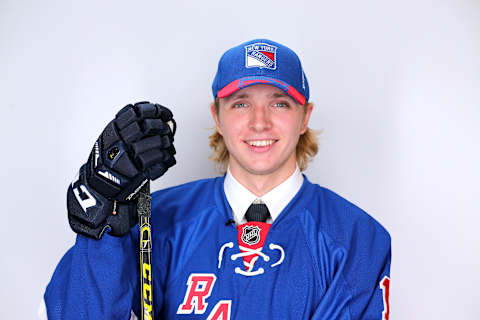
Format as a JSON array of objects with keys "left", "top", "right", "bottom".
[{"left": 137, "top": 180, "right": 154, "bottom": 320}]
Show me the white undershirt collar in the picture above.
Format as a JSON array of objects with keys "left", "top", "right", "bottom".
[{"left": 224, "top": 166, "right": 304, "bottom": 224}]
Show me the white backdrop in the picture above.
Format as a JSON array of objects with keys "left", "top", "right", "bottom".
[{"left": 1, "top": 0, "right": 479, "bottom": 319}]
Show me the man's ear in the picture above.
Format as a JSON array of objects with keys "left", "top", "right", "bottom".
[
  {"left": 300, "top": 102, "right": 314, "bottom": 134},
  {"left": 210, "top": 102, "right": 223, "bottom": 135}
]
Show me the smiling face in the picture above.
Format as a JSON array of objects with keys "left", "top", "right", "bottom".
[{"left": 211, "top": 84, "right": 313, "bottom": 183}]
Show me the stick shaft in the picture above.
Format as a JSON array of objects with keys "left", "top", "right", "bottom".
[{"left": 138, "top": 181, "right": 153, "bottom": 320}]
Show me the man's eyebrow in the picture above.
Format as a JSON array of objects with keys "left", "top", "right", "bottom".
[
  {"left": 270, "top": 92, "right": 290, "bottom": 98},
  {"left": 225, "top": 93, "right": 249, "bottom": 101}
]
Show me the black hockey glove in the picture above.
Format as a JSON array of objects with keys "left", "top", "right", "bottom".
[{"left": 67, "top": 102, "right": 176, "bottom": 239}]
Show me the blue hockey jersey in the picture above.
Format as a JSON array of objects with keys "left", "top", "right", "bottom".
[{"left": 44, "top": 175, "right": 391, "bottom": 319}]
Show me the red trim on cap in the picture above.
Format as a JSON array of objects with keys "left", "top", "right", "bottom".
[
  {"left": 286, "top": 85, "right": 306, "bottom": 105},
  {"left": 217, "top": 78, "right": 306, "bottom": 105},
  {"left": 217, "top": 80, "right": 241, "bottom": 98}
]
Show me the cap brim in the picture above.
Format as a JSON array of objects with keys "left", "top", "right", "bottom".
[{"left": 217, "top": 76, "right": 306, "bottom": 105}]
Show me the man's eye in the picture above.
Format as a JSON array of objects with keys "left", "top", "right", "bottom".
[
  {"left": 274, "top": 102, "right": 289, "bottom": 108},
  {"left": 234, "top": 103, "right": 247, "bottom": 108}
]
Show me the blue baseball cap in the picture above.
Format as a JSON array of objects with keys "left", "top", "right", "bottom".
[{"left": 212, "top": 39, "right": 309, "bottom": 105}]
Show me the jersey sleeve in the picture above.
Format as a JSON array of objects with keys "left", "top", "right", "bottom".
[
  {"left": 43, "top": 231, "right": 141, "bottom": 320},
  {"left": 361, "top": 236, "right": 391, "bottom": 319},
  {"left": 310, "top": 224, "right": 391, "bottom": 320},
  {"left": 342, "top": 222, "right": 391, "bottom": 319}
]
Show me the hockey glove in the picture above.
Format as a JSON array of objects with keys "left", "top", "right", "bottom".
[{"left": 67, "top": 102, "right": 176, "bottom": 239}]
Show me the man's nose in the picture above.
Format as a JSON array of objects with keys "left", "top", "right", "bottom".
[{"left": 248, "top": 105, "right": 272, "bottom": 131}]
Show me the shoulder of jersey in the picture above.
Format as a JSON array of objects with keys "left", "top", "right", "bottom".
[
  {"left": 306, "top": 183, "right": 391, "bottom": 245},
  {"left": 150, "top": 176, "right": 220, "bottom": 225}
]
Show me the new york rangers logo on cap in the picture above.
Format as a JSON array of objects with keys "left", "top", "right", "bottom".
[{"left": 245, "top": 43, "right": 277, "bottom": 70}]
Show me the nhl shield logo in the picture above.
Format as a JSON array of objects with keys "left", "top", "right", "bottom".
[
  {"left": 245, "top": 43, "right": 277, "bottom": 70},
  {"left": 241, "top": 225, "right": 261, "bottom": 245}
]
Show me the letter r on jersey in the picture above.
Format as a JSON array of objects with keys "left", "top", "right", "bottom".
[{"left": 177, "top": 273, "right": 217, "bottom": 314}]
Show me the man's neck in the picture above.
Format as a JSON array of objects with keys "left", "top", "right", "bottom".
[{"left": 228, "top": 162, "right": 297, "bottom": 197}]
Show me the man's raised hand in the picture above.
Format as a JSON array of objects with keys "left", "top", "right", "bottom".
[{"left": 67, "top": 102, "right": 176, "bottom": 239}]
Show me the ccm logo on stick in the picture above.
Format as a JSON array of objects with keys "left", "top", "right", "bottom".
[{"left": 177, "top": 273, "right": 231, "bottom": 320}]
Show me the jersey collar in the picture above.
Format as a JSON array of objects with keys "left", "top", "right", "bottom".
[{"left": 223, "top": 166, "right": 304, "bottom": 224}]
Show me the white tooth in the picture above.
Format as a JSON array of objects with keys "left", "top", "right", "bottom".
[{"left": 249, "top": 140, "right": 274, "bottom": 147}]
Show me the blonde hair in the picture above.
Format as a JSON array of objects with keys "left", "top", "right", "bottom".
[{"left": 208, "top": 98, "right": 319, "bottom": 174}]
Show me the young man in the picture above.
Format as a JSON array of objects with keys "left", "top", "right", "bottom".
[{"left": 43, "top": 39, "right": 391, "bottom": 319}]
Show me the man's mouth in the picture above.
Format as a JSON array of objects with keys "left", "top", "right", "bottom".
[{"left": 246, "top": 139, "right": 277, "bottom": 147}]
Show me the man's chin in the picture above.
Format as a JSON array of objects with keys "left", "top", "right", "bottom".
[
  {"left": 244, "top": 162, "right": 287, "bottom": 177},
  {"left": 229, "top": 154, "right": 295, "bottom": 178}
]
